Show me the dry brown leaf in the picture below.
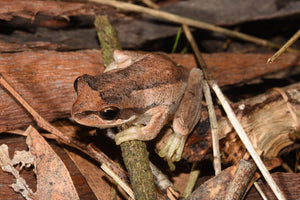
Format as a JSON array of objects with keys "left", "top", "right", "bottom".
[
  {"left": 25, "top": 125, "right": 80, "bottom": 200},
  {"left": 54, "top": 120, "right": 126, "bottom": 200}
]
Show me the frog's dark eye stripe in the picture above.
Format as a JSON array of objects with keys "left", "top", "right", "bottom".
[
  {"left": 74, "top": 77, "right": 80, "bottom": 92},
  {"left": 100, "top": 106, "right": 120, "bottom": 120}
]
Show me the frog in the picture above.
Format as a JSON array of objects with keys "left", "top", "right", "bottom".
[{"left": 71, "top": 50, "right": 203, "bottom": 169}]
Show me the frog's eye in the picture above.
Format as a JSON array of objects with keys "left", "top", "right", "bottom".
[
  {"left": 74, "top": 77, "right": 80, "bottom": 92},
  {"left": 100, "top": 106, "right": 120, "bottom": 120}
]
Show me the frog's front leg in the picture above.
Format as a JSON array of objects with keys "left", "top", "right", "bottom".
[
  {"left": 159, "top": 68, "right": 203, "bottom": 169},
  {"left": 115, "top": 106, "right": 170, "bottom": 145}
]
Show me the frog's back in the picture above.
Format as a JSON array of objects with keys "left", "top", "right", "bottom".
[{"left": 84, "top": 53, "right": 189, "bottom": 113}]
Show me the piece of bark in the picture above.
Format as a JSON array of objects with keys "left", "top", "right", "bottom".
[
  {"left": 1, "top": 0, "right": 299, "bottom": 50},
  {"left": 182, "top": 82, "right": 300, "bottom": 162},
  {"left": 162, "top": 0, "right": 300, "bottom": 26},
  {"left": 218, "top": 82, "right": 300, "bottom": 164},
  {"left": 224, "top": 159, "right": 257, "bottom": 200},
  {"left": 186, "top": 164, "right": 238, "bottom": 200},
  {"left": 186, "top": 157, "right": 282, "bottom": 200},
  {"left": 187, "top": 167, "right": 297, "bottom": 200},
  {"left": 246, "top": 172, "right": 300, "bottom": 200},
  {"left": 0, "top": 49, "right": 299, "bottom": 132}
]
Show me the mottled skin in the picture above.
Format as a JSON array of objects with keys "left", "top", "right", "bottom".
[{"left": 72, "top": 50, "right": 203, "bottom": 169}]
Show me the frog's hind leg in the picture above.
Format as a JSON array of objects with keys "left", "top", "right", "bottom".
[{"left": 159, "top": 68, "right": 203, "bottom": 170}]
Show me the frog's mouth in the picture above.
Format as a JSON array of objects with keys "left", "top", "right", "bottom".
[{"left": 72, "top": 111, "right": 137, "bottom": 129}]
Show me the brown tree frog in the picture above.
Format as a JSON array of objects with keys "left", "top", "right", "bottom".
[{"left": 72, "top": 50, "right": 203, "bottom": 169}]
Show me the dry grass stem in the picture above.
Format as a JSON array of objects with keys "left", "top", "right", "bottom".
[
  {"left": 254, "top": 182, "right": 269, "bottom": 200},
  {"left": 141, "top": 0, "right": 159, "bottom": 9},
  {"left": 183, "top": 24, "right": 221, "bottom": 175},
  {"left": 203, "top": 81, "right": 221, "bottom": 175},
  {"left": 211, "top": 83, "right": 286, "bottom": 200},
  {"left": 267, "top": 29, "right": 300, "bottom": 63},
  {"left": 181, "top": 25, "right": 286, "bottom": 200},
  {"left": 101, "top": 164, "right": 134, "bottom": 199},
  {"left": 89, "top": 0, "right": 299, "bottom": 52},
  {"left": 281, "top": 163, "right": 293, "bottom": 173}
]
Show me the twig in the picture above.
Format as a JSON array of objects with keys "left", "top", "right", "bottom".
[
  {"left": 120, "top": 141, "right": 157, "bottom": 200},
  {"left": 224, "top": 159, "right": 257, "bottom": 200},
  {"left": 183, "top": 24, "right": 221, "bottom": 175},
  {"left": 203, "top": 80, "right": 221, "bottom": 175},
  {"left": 141, "top": 0, "right": 159, "bottom": 9},
  {"left": 88, "top": 0, "right": 299, "bottom": 53},
  {"left": 182, "top": 24, "right": 287, "bottom": 200},
  {"left": 267, "top": 29, "right": 300, "bottom": 63},
  {"left": 0, "top": 75, "right": 72, "bottom": 144},
  {"left": 106, "top": 128, "right": 178, "bottom": 198},
  {"left": 181, "top": 24, "right": 212, "bottom": 81},
  {"left": 101, "top": 164, "right": 134, "bottom": 199},
  {"left": 94, "top": 15, "right": 121, "bottom": 66},
  {"left": 254, "top": 182, "right": 269, "bottom": 200},
  {"left": 211, "top": 81, "right": 286, "bottom": 200},
  {"left": 149, "top": 163, "right": 180, "bottom": 200},
  {"left": 281, "top": 163, "right": 293, "bottom": 173},
  {"left": 95, "top": 15, "right": 157, "bottom": 200}
]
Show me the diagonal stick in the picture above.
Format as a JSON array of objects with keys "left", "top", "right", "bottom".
[
  {"left": 88, "top": 0, "right": 299, "bottom": 53},
  {"left": 267, "top": 29, "right": 300, "bottom": 63},
  {"left": 182, "top": 24, "right": 286, "bottom": 200}
]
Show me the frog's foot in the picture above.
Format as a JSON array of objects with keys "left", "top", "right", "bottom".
[
  {"left": 115, "top": 125, "right": 144, "bottom": 145},
  {"left": 159, "top": 133, "right": 187, "bottom": 171}
]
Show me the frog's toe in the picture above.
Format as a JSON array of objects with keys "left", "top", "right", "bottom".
[
  {"left": 159, "top": 133, "right": 187, "bottom": 170},
  {"left": 115, "top": 126, "right": 142, "bottom": 145}
]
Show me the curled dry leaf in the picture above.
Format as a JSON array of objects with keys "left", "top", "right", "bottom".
[
  {"left": 0, "top": 126, "right": 80, "bottom": 200},
  {"left": 25, "top": 125, "right": 80, "bottom": 200}
]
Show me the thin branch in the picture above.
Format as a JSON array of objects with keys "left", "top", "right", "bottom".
[
  {"left": 267, "top": 29, "right": 300, "bottom": 63},
  {"left": 203, "top": 81, "right": 221, "bottom": 175},
  {"left": 224, "top": 159, "right": 257, "bottom": 200},
  {"left": 88, "top": 0, "right": 299, "bottom": 53},
  {"left": 95, "top": 15, "right": 157, "bottom": 200},
  {"left": 211, "top": 82, "right": 286, "bottom": 200},
  {"left": 94, "top": 15, "right": 122, "bottom": 66},
  {"left": 182, "top": 25, "right": 287, "bottom": 200},
  {"left": 101, "top": 164, "right": 134, "bottom": 199},
  {"left": 149, "top": 163, "right": 180, "bottom": 200},
  {"left": 254, "top": 182, "right": 269, "bottom": 200},
  {"left": 141, "top": 0, "right": 159, "bottom": 9},
  {"left": 183, "top": 24, "right": 221, "bottom": 175}
]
